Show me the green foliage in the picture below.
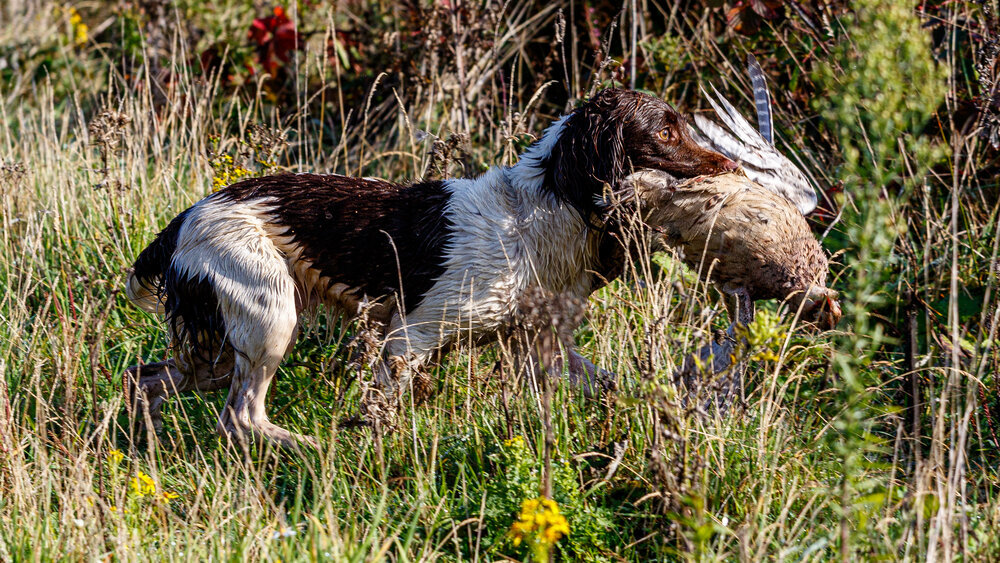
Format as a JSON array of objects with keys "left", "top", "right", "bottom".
[
  {"left": 1, "top": 0, "right": 997, "bottom": 560},
  {"left": 814, "top": 0, "right": 946, "bottom": 331},
  {"left": 477, "top": 436, "right": 613, "bottom": 561},
  {"left": 642, "top": 34, "right": 689, "bottom": 75},
  {"left": 814, "top": 0, "right": 946, "bottom": 189},
  {"left": 812, "top": 0, "right": 948, "bottom": 557}
]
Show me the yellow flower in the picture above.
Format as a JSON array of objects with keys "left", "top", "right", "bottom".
[
  {"left": 160, "top": 490, "right": 179, "bottom": 502},
  {"left": 129, "top": 470, "right": 157, "bottom": 497},
  {"left": 74, "top": 23, "right": 88, "bottom": 46},
  {"left": 107, "top": 449, "right": 125, "bottom": 465},
  {"left": 751, "top": 350, "right": 780, "bottom": 363},
  {"left": 503, "top": 436, "right": 525, "bottom": 448},
  {"left": 63, "top": 6, "right": 87, "bottom": 46},
  {"left": 210, "top": 157, "right": 253, "bottom": 192},
  {"left": 509, "top": 496, "right": 570, "bottom": 556}
]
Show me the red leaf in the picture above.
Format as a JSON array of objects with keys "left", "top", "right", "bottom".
[
  {"left": 727, "top": 4, "right": 761, "bottom": 35},
  {"left": 247, "top": 6, "right": 302, "bottom": 72},
  {"left": 750, "top": 0, "right": 784, "bottom": 21},
  {"left": 249, "top": 18, "right": 271, "bottom": 45}
]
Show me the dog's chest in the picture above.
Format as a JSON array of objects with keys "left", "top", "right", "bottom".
[{"left": 413, "top": 173, "right": 594, "bottom": 334}]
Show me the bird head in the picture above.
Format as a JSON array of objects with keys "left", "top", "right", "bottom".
[{"left": 788, "top": 285, "right": 842, "bottom": 331}]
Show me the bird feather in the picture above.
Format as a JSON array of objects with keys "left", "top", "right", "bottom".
[
  {"left": 746, "top": 54, "right": 774, "bottom": 145},
  {"left": 690, "top": 85, "right": 818, "bottom": 215}
]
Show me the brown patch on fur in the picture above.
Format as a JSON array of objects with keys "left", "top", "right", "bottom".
[
  {"left": 218, "top": 173, "right": 453, "bottom": 314},
  {"left": 267, "top": 229, "right": 396, "bottom": 323}
]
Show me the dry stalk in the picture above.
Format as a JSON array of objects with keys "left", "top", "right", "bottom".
[
  {"left": 424, "top": 132, "right": 473, "bottom": 179},
  {"left": 348, "top": 300, "right": 397, "bottom": 435},
  {"left": 87, "top": 108, "right": 132, "bottom": 190},
  {"left": 0, "top": 359, "right": 12, "bottom": 475},
  {"left": 513, "top": 286, "right": 586, "bottom": 498}
]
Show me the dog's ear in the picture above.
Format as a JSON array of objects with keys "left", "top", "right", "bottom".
[{"left": 545, "top": 89, "right": 632, "bottom": 216}]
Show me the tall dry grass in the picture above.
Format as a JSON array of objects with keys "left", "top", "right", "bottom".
[{"left": 0, "top": 0, "right": 998, "bottom": 560}]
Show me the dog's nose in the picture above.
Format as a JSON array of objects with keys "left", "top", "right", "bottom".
[{"left": 722, "top": 159, "right": 739, "bottom": 172}]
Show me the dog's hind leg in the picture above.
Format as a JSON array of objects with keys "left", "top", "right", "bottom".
[
  {"left": 125, "top": 345, "right": 235, "bottom": 434},
  {"left": 211, "top": 257, "right": 315, "bottom": 451},
  {"left": 217, "top": 305, "right": 312, "bottom": 449},
  {"left": 125, "top": 360, "right": 186, "bottom": 434}
]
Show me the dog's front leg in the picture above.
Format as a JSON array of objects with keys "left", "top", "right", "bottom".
[
  {"left": 361, "top": 349, "right": 437, "bottom": 432},
  {"left": 372, "top": 353, "right": 426, "bottom": 397},
  {"left": 562, "top": 348, "right": 617, "bottom": 395},
  {"left": 511, "top": 333, "right": 616, "bottom": 396},
  {"left": 373, "top": 307, "right": 448, "bottom": 394},
  {"left": 125, "top": 349, "right": 235, "bottom": 436}
]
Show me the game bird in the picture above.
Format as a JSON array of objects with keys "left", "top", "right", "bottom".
[{"left": 621, "top": 55, "right": 840, "bottom": 405}]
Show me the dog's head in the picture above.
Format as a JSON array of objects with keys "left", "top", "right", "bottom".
[{"left": 541, "top": 88, "right": 737, "bottom": 216}]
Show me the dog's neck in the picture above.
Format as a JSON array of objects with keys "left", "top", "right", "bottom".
[
  {"left": 484, "top": 115, "right": 601, "bottom": 298},
  {"left": 504, "top": 114, "right": 569, "bottom": 193}
]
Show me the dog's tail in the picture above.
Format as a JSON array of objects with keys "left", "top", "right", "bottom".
[{"left": 126, "top": 209, "right": 190, "bottom": 314}]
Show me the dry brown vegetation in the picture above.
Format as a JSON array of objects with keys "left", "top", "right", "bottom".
[{"left": 1, "top": 0, "right": 999, "bottom": 560}]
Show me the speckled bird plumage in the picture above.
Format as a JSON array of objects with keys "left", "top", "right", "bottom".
[
  {"left": 626, "top": 170, "right": 840, "bottom": 329},
  {"left": 624, "top": 169, "right": 840, "bottom": 412}
]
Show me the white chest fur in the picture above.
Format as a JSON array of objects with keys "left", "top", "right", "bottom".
[{"left": 385, "top": 166, "right": 594, "bottom": 358}]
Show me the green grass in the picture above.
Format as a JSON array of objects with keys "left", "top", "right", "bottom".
[{"left": 1, "top": 0, "right": 999, "bottom": 560}]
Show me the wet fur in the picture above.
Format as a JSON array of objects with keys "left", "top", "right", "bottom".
[{"left": 124, "top": 88, "right": 736, "bottom": 449}]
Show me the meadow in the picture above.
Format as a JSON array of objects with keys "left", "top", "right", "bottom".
[{"left": 1, "top": 0, "right": 998, "bottom": 560}]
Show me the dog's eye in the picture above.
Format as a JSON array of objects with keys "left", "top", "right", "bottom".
[{"left": 658, "top": 128, "right": 675, "bottom": 142}]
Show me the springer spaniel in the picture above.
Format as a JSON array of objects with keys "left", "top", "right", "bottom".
[{"left": 124, "top": 88, "right": 736, "bottom": 449}]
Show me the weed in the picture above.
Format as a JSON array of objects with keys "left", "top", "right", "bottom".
[{"left": 0, "top": 0, "right": 996, "bottom": 560}]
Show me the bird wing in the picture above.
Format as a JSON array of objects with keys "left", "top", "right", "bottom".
[
  {"left": 702, "top": 84, "right": 770, "bottom": 152},
  {"left": 690, "top": 85, "right": 818, "bottom": 216}
]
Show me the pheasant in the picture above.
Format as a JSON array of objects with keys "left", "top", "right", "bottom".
[
  {"left": 627, "top": 169, "right": 840, "bottom": 330},
  {"left": 621, "top": 55, "right": 840, "bottom": 405}
]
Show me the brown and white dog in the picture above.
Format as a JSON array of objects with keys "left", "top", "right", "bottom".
[{"left": 124, "top": 88, "right": 736, "bottom": 449}]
